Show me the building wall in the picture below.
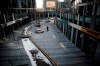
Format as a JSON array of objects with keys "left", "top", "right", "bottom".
[
  {"left": 54, "top": 0, "right": 100, "bottom": 63},
  {"left": 0, "top": 0, "right": 36, "bottom": 38}
]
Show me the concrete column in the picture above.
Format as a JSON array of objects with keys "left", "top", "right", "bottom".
[
  {"left": 52, "top": 11, "right": 53, "bottom": 17},
  {"left": 12, "top": 13, "right": 15, "bottom": 21},
  {"left": 31, "top": 0, "right": 33, "bottom": 8},
  {"left": 26, "top": 0, "right": 28, "bottom": 13},
  {"left": 95, "top": 42, "right": 100, "bottom": 63},
  {"left": 18, "top": 1, "right": 21, "bottom": 8},
  {"left": 3, "top": 14, "right": 7, "bottom": 38},
  {"left": 3, "top": 14, "right": 6, "bottom": 23},
  {"left": 90, "top": 16, "right": 96, "bottom": 29},
  {"left": 63, "top": 23, "right": 64, "bottom": 34},
  {"left": 92, "top": 0, "right": 96, "bottom": 15},
  {"left": 48, "top": 12, "right": 49, "bottom": 18},
  {"left": 82, "top": 6, "right": 86, "bottom": 27},
  {"left": 60, "top": 13, "right": 61, "bottom": 19},
  {"left": 71, "top": 27, "right": 74, "bottom": 42},
  {"left": 39, "top": 12, "right": 40, "bottom": 19},
  {"left": 90, "top": 0, "right": 97, "bottom": 30},
  {"left": 77, "top": 14, "right": 80, "bottom": 25},
  {"left": 80, "top": 34, "right": 84, "bottom": 50},
  {"left": 75, "top": 29, "right": 78, "bottom": 45}
]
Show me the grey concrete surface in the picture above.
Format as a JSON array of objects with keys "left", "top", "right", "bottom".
[
  {"left": 0, "top": 19, "right": 98, "bottom": 66},
  {"left": 0, "top": 23, "right": 32, "bottom": 66},
  {"left": 28, "top": 19, "right": 97, "bottom": 66}
]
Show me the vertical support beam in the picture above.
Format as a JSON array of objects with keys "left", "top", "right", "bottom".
[
  {"left": 82, "top": 6, "right": 86, "bottom": 27},
  {"left": 12, "top": 13, "right": 15, "bottom": 41},
  {"left": 75, "top": 29, "right": 78, "bottom": 45},
  {"left": 81, "top": 33, "right": 84, "bottom": 50},
  {"left": 95, "top": 42, "right": 100, "bottom": 62},
  {"left": 1, "top": 24, "right": 6, "bottom": 38},
  {"left": 39, "top": 12, "right": 40, "bottom": 19},
  {"left": 3, "top": 14, "right": 7, "bottom": 23},
  {"left": 65, "top": 25, "right": 67, "bottom": 36},
  {"left": 92, "top": 0, "right": 96, "bottom": 16},
  {"left": 52, "top": 11, "right": 53, "bottom": 17},
  {"left": 63, "top": 23, "right": 64, "bottom": 34},
  {"left": 72, "top": 11, "right": 75, "bottom": 23},
  {"left": 31, "top": 0, "right": 33, "bottom": 8},
  {"left": 48, "top": 12, "right": 49, "bottom": 18},
  {"left": 16, "top": 10, "right": 18, "bottom": 18},
  {"left": 18, "top": 0, "right": 21, "bottom": 8},
  {"left": 43, "top": 0, "right": 46, "bottom": 12},
  {"left": 20, "top": 10, "right": 21, "bottom": 18},
  {"left": 25, "top": 0, "right": 27, "bottom": 8},
  {"left": 71, "top": 27, "right": 74, "bottom": 42},
  {"left": 68, "top": 13, "right": 70, "bottom": 23},
  {"left": 90, "top": 0, "right": 97, "bottom": 30},
  {"left": 90, "top": 16, "right": 96, "bottom": 29},
  {"left": 77, "top": 14, "right": 80, "bottom": 25},
  {"left": 12, "top": 25, "right": 15, "bottom": 41},
  {"left": 60, "top": 13, "right": 61, "bottom": 19},
  {"left": 26, "top": 0, "right": 28, "bottom": 13},
  {"left": 12, "top": 13, "right": 15, "bottom": 21},
  {"left": 43, "top": 12, "right": 44, "bottom": 18},
  {"left": 6, "top": 13, "right": 9, "bottom": 22},
  {"left": 2, "top": 14, "right": 7, "bottom": 38},
  {"left": 35, "top": 10, "right": 36, "bottom": 21},
  {"left": 31, "top": 0, "right": 33, "bottom": 21}
]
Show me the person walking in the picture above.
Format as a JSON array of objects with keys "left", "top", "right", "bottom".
[{"left": 46, "top": 26, "right": 49, "bottom": 31}]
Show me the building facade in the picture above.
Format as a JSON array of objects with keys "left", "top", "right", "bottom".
[
  {"left": 0, "top": 0, "right": 35, "bottom": 39},
  {"left": 55, "top": 0, "right": 100, "bottom": 63}
]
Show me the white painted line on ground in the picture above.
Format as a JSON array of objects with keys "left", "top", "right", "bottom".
[
  {"left": 60, "top": 43, "right": 65, "bottom": 48},
  {"left": 52, "top": 34, "right": 56, "bottom": 39},
  {"left": 60, "top": 42, "right": 66, "bottom": 50}
]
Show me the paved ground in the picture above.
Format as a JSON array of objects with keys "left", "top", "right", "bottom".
[
  {"left": 0, "top": 18, "right": 98, "bottom": 66},
  {"left": 28, "top": 19, "right": 97, "bottom": 66},
  {"left": 0, "top": 23, "right": 32, "bottom": 66}
]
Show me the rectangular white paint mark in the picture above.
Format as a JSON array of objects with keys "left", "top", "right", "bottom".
[
  {"left": 60, "top": 43, "right": 66, "bottom": 49},
  {"left": 52, "top": 34, "right": 56, "bottom": 39}
]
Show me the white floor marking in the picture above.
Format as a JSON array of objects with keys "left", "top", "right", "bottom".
[
  {"left": 60, "top": 42, "right": 66, "bottom": 49},
  {"left": 52, "top": 34, "right": 56, "bottom": 39}
]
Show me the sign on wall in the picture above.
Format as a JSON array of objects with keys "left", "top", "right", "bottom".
[{"left": 46, "top": 0, "right": 56, "bottom": 8}]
